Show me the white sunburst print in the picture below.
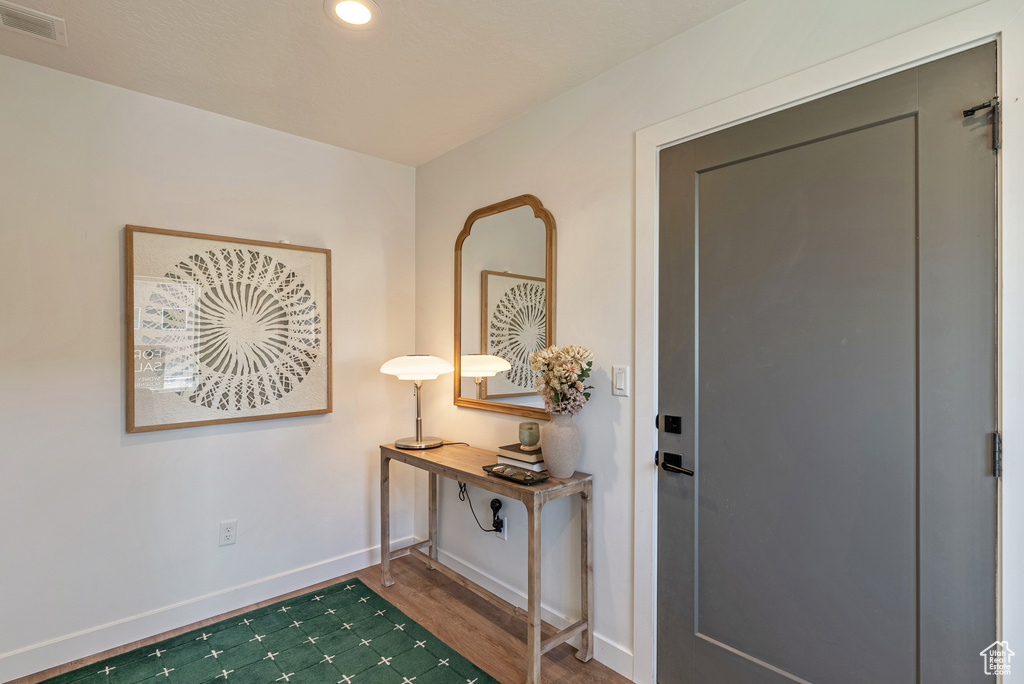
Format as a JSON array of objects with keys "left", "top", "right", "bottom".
[
  {"left": 144, "top": 248, "right": 322, "bottom": 412},
  {"left": 488, "top": 280, "right": 546, "bottom": 391}
]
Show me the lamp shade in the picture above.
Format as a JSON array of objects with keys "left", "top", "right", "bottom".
[
  {"left": 460, "top": 354, "right": 512, "bottom": 378},
  {"left": 380, "top": 355, "right": 454, "bottom": 381}
]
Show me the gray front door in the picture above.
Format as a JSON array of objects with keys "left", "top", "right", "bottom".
[{"left": 657, "top": 44, "right": 997, "bottom": 684}]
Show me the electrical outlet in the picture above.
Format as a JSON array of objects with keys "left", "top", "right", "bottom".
[
  {"left": 495, "top": 516, "right": 508, "bottom": 541},
  {"left": 219, "top": 519, "right": 237, "bottom": 546}
]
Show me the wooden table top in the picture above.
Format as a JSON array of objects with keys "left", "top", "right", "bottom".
[{"left": 381, "top": 442, "right": 591, "bottom": 500}]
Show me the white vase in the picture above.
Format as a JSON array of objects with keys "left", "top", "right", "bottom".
[{"left": 542, "top": 413, "right": 581, "bottom": 478}]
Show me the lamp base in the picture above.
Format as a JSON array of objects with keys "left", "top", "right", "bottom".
[{"left": 395, "top": 436, "right": 444, "bottom": 450}]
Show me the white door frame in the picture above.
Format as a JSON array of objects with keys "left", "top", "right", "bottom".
[{"left": 632, "top": 1, "right": 1024, "bottom": 681}]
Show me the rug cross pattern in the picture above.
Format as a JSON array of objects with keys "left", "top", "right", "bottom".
[{"left": 41, "top": 579, "right": 496, "bottom": 684}]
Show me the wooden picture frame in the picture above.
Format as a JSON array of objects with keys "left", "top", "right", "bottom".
[
  {"left": 480, "top": 270, "right": 546, "bottom": 398},
  {"left": 126, "top": 225, "right": 332, "bottom": 432}
]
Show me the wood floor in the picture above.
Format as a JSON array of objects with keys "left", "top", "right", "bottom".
[{"left": 12, "top": 555, "right": 630, "bottom": 684}]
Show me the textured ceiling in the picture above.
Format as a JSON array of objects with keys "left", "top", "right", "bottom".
[{"left": 0, "top": 0, "right": 743, "bottom": 165}]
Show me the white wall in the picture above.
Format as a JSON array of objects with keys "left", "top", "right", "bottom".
[
  {"left": 0, "top": 54, "right": 417, "bottom": 682},
  {"left": 998, "top": 5, "right": 1024, "bottom": 678},
  {"left": 414, "top": 0, "right": 1014, "bottom": 680}
]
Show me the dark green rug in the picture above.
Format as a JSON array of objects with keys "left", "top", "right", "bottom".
[{"left": 44, "top": 579, "right": 498, "bottom": 684}]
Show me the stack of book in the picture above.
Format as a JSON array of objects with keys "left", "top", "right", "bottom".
[{"left": 496, "top": 443, "right": 546, "bottom": 472}]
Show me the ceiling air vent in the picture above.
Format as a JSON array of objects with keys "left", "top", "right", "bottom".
[{"left": 0, "top": 1, "right": 67, "bottom": 46}]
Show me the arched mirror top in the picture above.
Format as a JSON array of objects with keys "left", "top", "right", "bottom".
[{"left": 454, "top": 194, "right": 556, "bottom": 420}]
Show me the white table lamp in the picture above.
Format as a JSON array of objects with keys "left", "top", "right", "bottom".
[
  {"left": 460, "top": 354, "right": 512, "bottom": 399},
  {"left": 380, "top": 355, "right": 454, "bottom": 449}
]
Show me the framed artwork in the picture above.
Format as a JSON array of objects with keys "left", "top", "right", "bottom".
[
  {"left": 126, "top": 225, "right": 331, "bottom": 432},
  {"left": 480, "top": 270, "right": 546, "bottom": 398}
]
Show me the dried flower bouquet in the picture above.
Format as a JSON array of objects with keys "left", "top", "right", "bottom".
[{"left": 529, "top": 344, "right": 595, "bottom": 415}]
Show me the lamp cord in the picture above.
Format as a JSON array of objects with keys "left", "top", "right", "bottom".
[{"left": 458, "top": 481, "right": 497, "bottom": 532}]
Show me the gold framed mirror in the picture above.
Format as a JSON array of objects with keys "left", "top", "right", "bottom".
[{"left": 454, "top": 194, "right": 555, "bottom": 420}]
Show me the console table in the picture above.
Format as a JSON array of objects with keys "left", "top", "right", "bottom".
[{"left": 379, "top": 442, "right": 594, "bottom": 683}]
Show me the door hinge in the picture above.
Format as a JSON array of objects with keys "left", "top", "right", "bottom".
[
  {"left": 655, "top": 451, "right": 659, "bottom": 466},
  {"left": 993, "top": 431, "right": 1002, "bottom": 478},
  {"left": 963, "top": 96, "right": 1000, "bottom": 151}
]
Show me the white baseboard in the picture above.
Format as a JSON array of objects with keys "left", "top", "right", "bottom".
[
  {"left": 0, "top": 538, "right": 413, "bottom": 684},
  {"left": 1, "top": 537, "right": 634, "bottom": 683},
  {"left": 436, "top": 546, "right": 634, "bottom": 680}
]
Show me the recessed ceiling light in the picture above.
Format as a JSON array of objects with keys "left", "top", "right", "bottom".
[
  {"left": 324, "top": 0, "right": 381, "bottom": 30},
  {"left": 336, "top": 1, "right": 370, "bottom": 24}
]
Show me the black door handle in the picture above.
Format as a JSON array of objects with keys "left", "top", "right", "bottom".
[
  {"left": 659, "top": 452, "right": 694, "bottom": 476},
  {"left": 662, "top": 462, "right": 694, "bottom": 476}
]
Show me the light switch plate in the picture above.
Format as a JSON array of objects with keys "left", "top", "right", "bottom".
[{"left": 612, "top": 365, "right": 630, "bottom": 397}]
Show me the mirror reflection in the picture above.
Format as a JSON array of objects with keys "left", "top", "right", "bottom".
[{"left": 454, "top": 195, "right": 555, "bottom": 420}]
